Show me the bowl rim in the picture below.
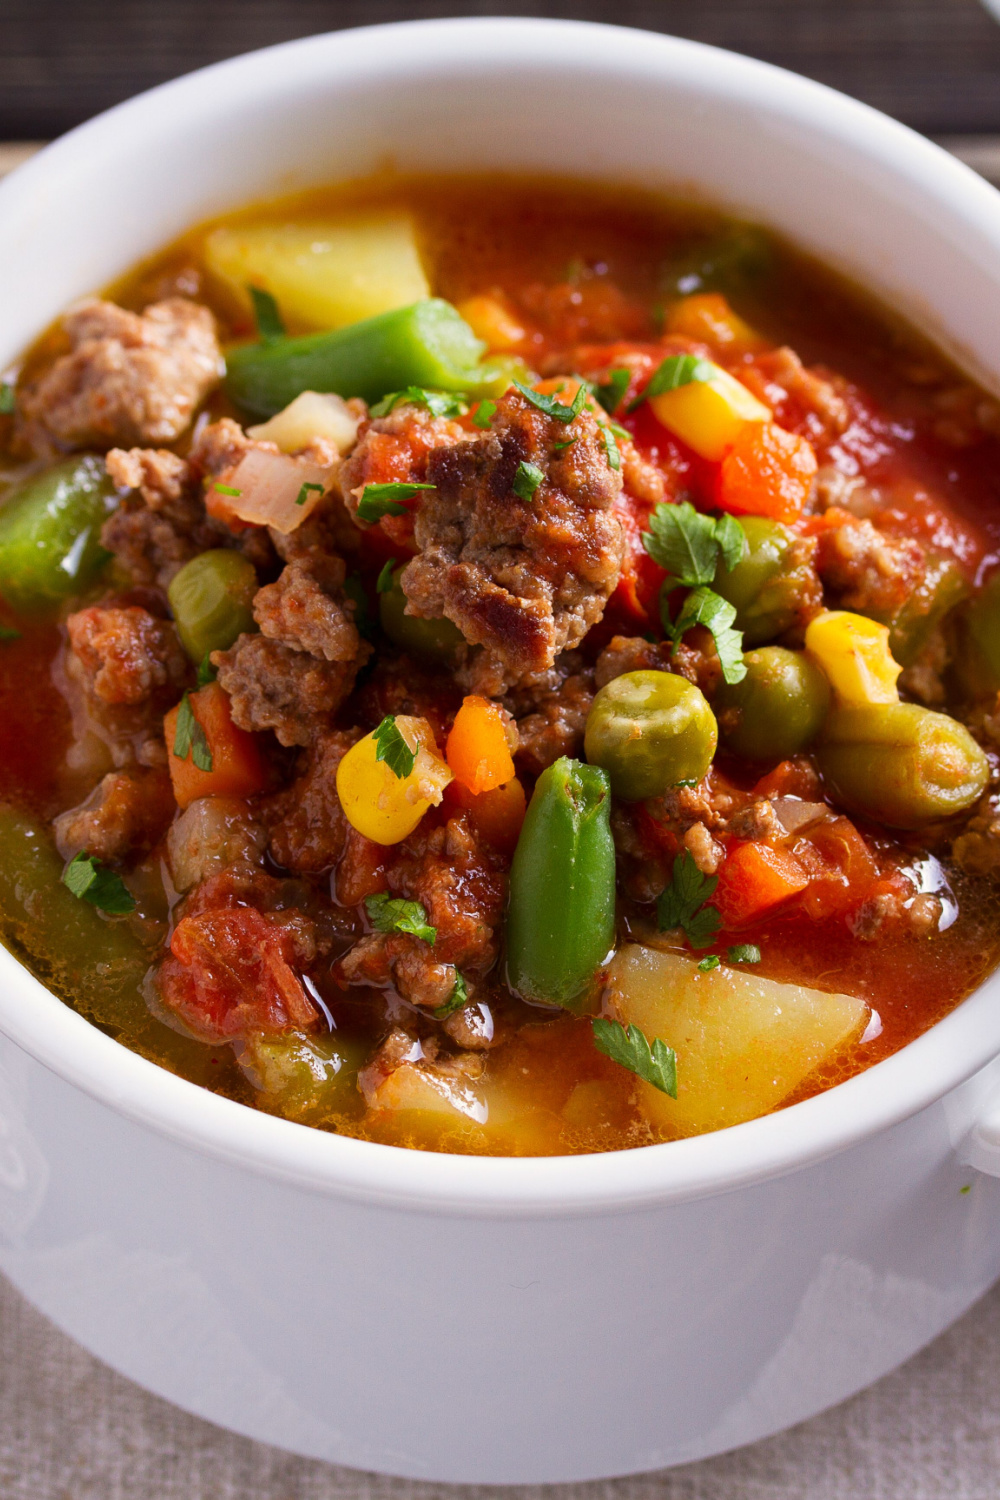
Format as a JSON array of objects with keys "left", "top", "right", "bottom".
[{"left": 2, "top": 14, "right": 1000, "bottom": 1217}]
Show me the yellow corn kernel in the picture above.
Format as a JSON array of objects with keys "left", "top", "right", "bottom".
[
  {"left": 336, "top": 715, "right": 452, "bottom": 845},
  {"left": 804, "top": 610, "right": 902, "bottom": 705},
  {"left": 665, "top": 293, "right": 765, "bottom": 354},
  {"left": 457, "top": 295, "right": 527, "bottom": 352},
  {"left": 649, "top": 363, "right": 771, "bottom": 461}
]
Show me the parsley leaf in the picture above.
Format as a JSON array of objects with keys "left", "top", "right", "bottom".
[
  {"left": 376, "top": 558, "right": 397, "bottom": 594},
  {"left": 0, "top": 382, "right": 15, "bottom": 415},
  {"left": 592, "top": 1017, "right": 677, "bottom": 1097},
  {"left": 295, "top": 481, "right": 324, "bottom": 507},
  {"left": 365, "top": 893, "right": 437, "bottom": 945},
  {"left": 343, "top": 572, "right": 374, "bottom": 641},
  {"left": 628, "top": 352, "right": 716, "bottom": 412},
  {"left": 513, "top": 378, "right": 588, "bottom": 424},
  {"left": 698, "top": 955, "right": 721, "bottom": 972},
  {"left": 472, "top": 399, "right": 497, "bottom": 429},
  {"left": 643, "top": 501, "right": 746, "bottom": 588},
  {"left": 173, "top": 693, "right": 213, "bottom": 772},
  {"left": 248, "top": 285, "right": 285, "bottom": 343},
  {"left": 600, "top": 425, "right": 621, "bottom": 472},
  {"left": 657, "top": 850, "right": 721, "bottom": 950},
  {"left": 512, "top": 460, "right": 544, "bottom": 500},
  {"left": 196, "top": 652, "right": 216, "bottom": 688},
  {"left": 373, "top": 715, "right": 416, "bottom": 779},
  {"left": 434, "top": 972, "right": 469, "bottom": 1018},
  {"left": 357, "top": 482, "right": 434, "bottom": 523},
  {"left": 370, "top": 387, "right": 467, "bottom": 419},
  {"left": 213, "top": 483, "right": 242, "bottom": 498},
  {"left": 666, "top": 586, "right": 747, "bottom": 685},
  {"left": 552, "top": 437, "right": 577, "bottom": 453},
  {"left": 0, "top": 624, "right": 20, "bottom": 642},
  {"left": 62, "top": 852, "right": 136, "bottom": 916},
  {"left": 728, "top": 943, "right": 762, "bottom": 965},
  {"left": 595, "top": 367, "right": 631, "bottom": 413}
]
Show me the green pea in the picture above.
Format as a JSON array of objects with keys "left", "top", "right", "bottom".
[
  {"left": 167, "top": 549, "right": 258, "bottom": 663},
  {"left": 584, "top": 670, "right": 717, "bottom": 800},
  {"left": 712, "top": 516, "right": 813, "bottom": 645},
  {"left": 379, "top": 565, "right": 465, "bottom": 663},
  {"left": 817, "top": 702, "right": 989, "bottom": 829},
  {"left": 506, "top": 757, "right": 616, "bottom": 1008},
  {"left": 953, "top": 571, "right": 1000, "bottom": 698},
  {"left": 717, "top": 647, "right": 830, "bottom": 761},
  {"left": 0, "top": 455, "right": 118, "bottom": 610}
]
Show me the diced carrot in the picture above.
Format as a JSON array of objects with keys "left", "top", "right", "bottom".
[
  {"left": 445, "top": 695, "right": 515, "bottom": 794},
  {"left": 449, "top": 776, "right": 527, "bottom": 855},
  {"left": 164, "top": 682, "right": 269, "bottom": 810},
  {"left": 717, "top": 421, "right": 817, "bottom": 522},
  {"left": 665, "top": 293, "right": 765, "bottom": 353},
  {"left": 792, "top": 817, "right": 878, "bottom": 919},
  {"left": 713, "top": 841, "right": 809, "bottom": 927}
]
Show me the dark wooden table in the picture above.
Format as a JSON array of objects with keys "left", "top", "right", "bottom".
[{"left": 3, "top": 0, "right": 1000, "bottom": 140}]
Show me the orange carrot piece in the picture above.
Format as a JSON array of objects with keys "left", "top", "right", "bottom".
[
  {"left": 445, "top": 695, "right": 515, "bottom": 794},
  {"left": 665, "top": 292, "right": 765, "bottom": 353},
  {"left": 449, "top": 776, "right": 527, "bottom": 855},
  {"left": 713, "top": 841, "right": 809, "bottom": 927},
  {"left": 717, "top": 421, "right": 817, "bottom": 523},
  {"left": 164, "top": 681, "right": 268, "bottom": 810}
]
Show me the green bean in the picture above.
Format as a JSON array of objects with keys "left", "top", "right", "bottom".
[
  {"left": 584, "top": 670, "right": 717, "bottom": 800},
  {"left": 817, "top": 703, "right": 989, "bottom": 828},
  {"left": 717, "top": 647, "right": 830, "bottom": 760},
  {"left": 0, "top": 455, "right": 118, "bottom": 610},
  {"left": 225, "top": 298, "right": 506, "bottom": 417},
  {"left": 506, "top": 757, "right": 616, "bottom": 1008},
  {"left": 379, "top": 565, "right": 465, "bottom": 663},
  {"left": 712, "top": 516, "right": 814, "bottom": 645},
  {"left": 953, "top": 571, "right": 1000, "bottom": 698},
  {"left": 852, "top": 554, "right": 967, "bottom": 668},
  {"left": 168, "top": 549, "right": 258, "bottom": 663}
]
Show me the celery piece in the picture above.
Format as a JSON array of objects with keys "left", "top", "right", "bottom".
[{"left": 0, "top": 455, "right": 118, "bottom": 611}]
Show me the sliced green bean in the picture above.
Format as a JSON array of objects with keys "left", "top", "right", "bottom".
[
  {"left": 0, "top": 455, "right": 118, "bottom": 610},
  {"left": 168, "top": 549, "right": 258, "bottom": 663},
  {"left": 379, "top": 565, "right": 465, "bottom": 663},
  {"left": 584, "top": 670, "right": 717, "bottom": 800},
  {"left": 717, "top": 647, "right": 830, "bottom": 760}
]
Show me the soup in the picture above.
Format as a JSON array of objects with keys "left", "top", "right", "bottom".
[{"left": 1, "top": 174, "right": 998, "bottom": 1156}]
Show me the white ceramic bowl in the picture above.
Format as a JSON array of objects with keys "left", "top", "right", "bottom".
[{"left": 2, "top": 17, "right": 1000, "bottom": 1484}]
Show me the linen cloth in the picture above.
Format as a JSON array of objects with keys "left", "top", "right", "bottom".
[{"left": 2, "top": 1266, "right": 999, "bottom": 1500}]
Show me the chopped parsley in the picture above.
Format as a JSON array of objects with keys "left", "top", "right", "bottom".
[
  {"left": 173, "top": 693, "right": 213, "bottom": 772},
  {"left": 663, "top": 585, "right": 746, "bottom": 685},
  {"left": 592, "top": 1017, "right": 677, "bottom": 1097},
  {"left": 248, "top": 285, "right": 285, "bottom": 343},
  {"left": 62, "top": 852, "right": 136, "bottom": 916},
  {"left": 356, "top": 482, "right": 434, "bottom": 523},
  {"left": 552, "top": 437, "right": 577, "bottom": 453},
  {"left": 657, "top": 850, "right": 721, "bottom": 950},
  {"left": 698, "top": 955, "right": 721, "bottom": 972},
  {"left": 472, "top": 399, "right": 497, "bottom": 429},
  {"left": 512, "top": 460, "right": 544, "bottom": 500},
  {"left": 728, "top": 943, "right": 762, "bottom": 965},
  {"left": 512, "top": 378, "right": 588, "bottom": 424},
  {"left": 365, "top": 893, "right": 437, "bottom": 945},
  {"left": 295, "top": 481, "right": 324, "bottom": 507},
  {"left": 372, "top": 714, "right": 416, "bottom": 779},
  {"left": 0, "top": 382, "right": 15, "bottom": 415},
  {"left": 370, "top": 387, "right": 466, "bottom": 419},
  {"left": 628, "top": 352, "right": 716, "bottom": 412},
  {"left": 0, "top": 624, "right": 20, "bottom": 642},
  {"left": 643, "top": 500, "right": 746, "bottom": 588},
  {"left": 196, "top": 652, "right": 216, "bottom": 688},
  {"left": 343, "top": 572, "right": 374, "bottom": 641},
  {"left": 376, "top": 558, "right": 397, "bottom": 594},
  {"left": 213, "top": 483, "right": 242, "bottom": 498},
  {"left": 435, "top": 972, "right": 469, "bottom": 1018},
  {"left": 595, "top": 367, "right": 631, "bottom": 414},
  {"left": 600, "top": 425, "right": 621, "bottom": 472}
]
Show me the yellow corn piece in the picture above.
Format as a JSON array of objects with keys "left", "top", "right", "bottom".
[
  {"left": 649, "top": 362, "right": 771, "bottom": 461},
  {"left": 665, "top": 293, "right": 765, "bottom": 354},
  {"left": 456, "top": 295, "right": 527, "bottom": 351},
  {"left": 804, "top": 610, "right": 902, "bottom": 705},
  {"left": 336, "top": 715, "right": 452, "bottom": 845}
]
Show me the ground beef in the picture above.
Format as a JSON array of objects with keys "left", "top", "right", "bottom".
[
  {"left": 357, "top": 1027, "right": 486, "bottom": 1116},
  {"left": 816, "top": 518, "right": 926, "bottom": 619},
  {"left": 400, "top": 387, "right": 624, "bottom": 694},
  {"left": 338, "top": 401, "right": 470, "bottom": 549},
  {"left": 53, "top": 766, "right": 175, "bottom": 862},
  {"left": 612, "top": 773, "right": 740, "bottom": 901},
  {"left": 66, "top": 603, "right": 188, "bottom": 706},
  {"left": 594, "top": 633, "right": 722, "bottom": 697},
  {"left": 952, "top": 790, "right": 1000, "bottom": 875},
  {"left": 254, "top": 556, "right": 364, "bottom": 663},
  {"left": 267, "top": 730, "right": 359, "bottom": 874},
  {"left": 166, "top": 796, "right": 268, "bottom": 893},
  {"left": 352, "top": 655, "right": 461, "bottom": 750},
  {"left": 745, "top": 346, "right": 851, "bottom": 443},
  {"left": 21, "top": 297, "right": 221, "bottom": 450},
  {"left": 102, "top": 447, "right": 221, "bottom": 589},
  {"left": 513, "top": 669, "right": 595, "bottom": 775},
  {"left": 213, "top": 634, "right": 360, "bottom": 749}
]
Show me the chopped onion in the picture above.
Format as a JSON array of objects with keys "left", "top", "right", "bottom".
[{"left": 208, "top": 447, "right": 334, "bottom": 535}]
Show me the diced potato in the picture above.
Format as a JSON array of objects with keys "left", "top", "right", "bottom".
[
  {"left": 649, "top": 363, "right": 771, "bottom": 461},
  {"left": 607, "top": 944, "right": 868, "bottom": 1136},
  {"left": 248, "top": 390, "right": 360, "bottom": 454},
  {"left": 366, "top": 1060, "right": 489, "bottom": 1124},
  {"left": 203, "top": 212, "right": 430, "bottom": 330},
  {"left": 665, "top": 293, "right": 765, "bottom": 353},
  {"left": 805, "top": 609, "right": 902, "bottom": 705}
]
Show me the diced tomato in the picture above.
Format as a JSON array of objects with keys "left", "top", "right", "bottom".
[
  {"left": 752, "top": 758, "right": 824, "bottom": 801},
  {"left": 713, "top": 841, "right": 810, "bottom": 927},
  {"left": 791, "top": 817, "right": 879, "bottom": 919},
  {"left": 717, "top": 421, "right": 817, "bottom": 522},
  {"left": 164, "top": 682, "right": 269, "bottom": 810}
]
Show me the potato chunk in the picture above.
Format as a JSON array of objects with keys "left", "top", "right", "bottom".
[
  {"left": 203, "top": 213, "right": 430, "bottom": 330},
  {"left": 607, "top": 944, "right": 868, "bottom": 1136}
]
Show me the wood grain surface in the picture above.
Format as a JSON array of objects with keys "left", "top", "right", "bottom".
[{"left": 3, "top": 0, "right": 1000, "bottom": 140}]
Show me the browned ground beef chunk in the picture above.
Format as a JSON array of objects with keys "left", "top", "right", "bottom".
[
  {"left": 952, "top": 790, "right": 1000, "bottom": 875},
  {"left": 53, "top": 766, "right": 175, "bottom": 862},
  {"left": 167, "top": 796, "right": 268, "bottom": 893},
  {"left": 337, "top": 812, "right": 507, "bottom": 1009},
  {"left": 357, "top": 1027, "right": 486, "bottom": 1113},
  {"left": 400, "top": 387, "right": 624, "bottom": 694},
  {"left": 66, "top": 603, "right": 188, "bottom": 706},
  {"left": 22, "top": 298, "right": 221, "bottom": 449},
  {"left": 338, "top": 402, "right": 469, "bottom": 533},
  {"left": 268, "top": 730, "right": 359, "bottom": 874},
  {"left": 594, "top": 633, "right": 722, "bottom": 698},
  {"left": 254, "top": 556, "right": 363, "bottom": 662},
  {"left": 103, "top": 446, "right": 223, "bottom": 588},
  {"left": 513, "top": 669, "right": 595, "bottom": 775},
  {"left": 745, "top": 346, "right": 851, "bottom": 442},
  {"left": 816, "top": 518, "right": 925, "bottom": 618}
]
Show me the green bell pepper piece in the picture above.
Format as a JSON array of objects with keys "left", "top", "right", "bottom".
[{"left": 0, "top": 455, "right": 118, "bottom": 611}]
